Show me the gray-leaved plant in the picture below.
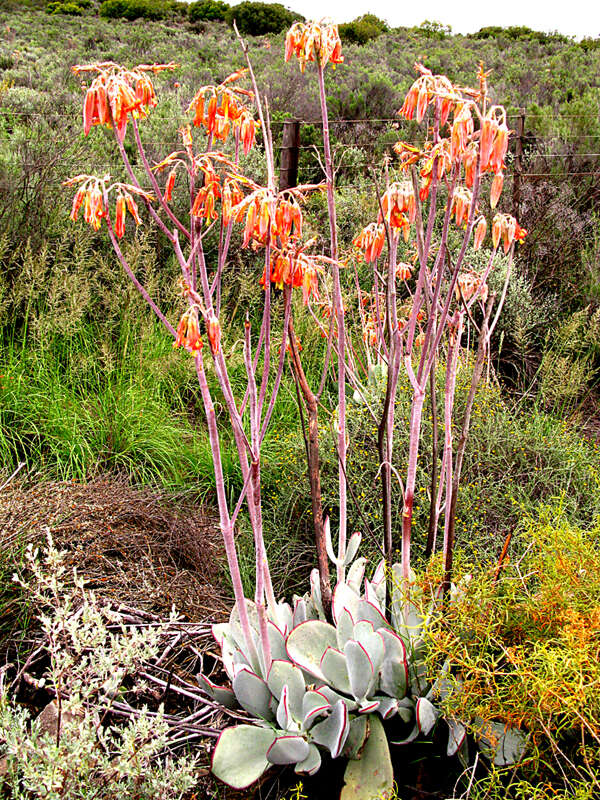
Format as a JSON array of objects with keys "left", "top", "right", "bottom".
[{"left": 0, "top": 536, "right": 198, "bottom": 800}]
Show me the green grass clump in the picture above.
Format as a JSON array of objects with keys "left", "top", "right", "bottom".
[{"left": 261, "top": 364, "right": 600, "bottom": 575}]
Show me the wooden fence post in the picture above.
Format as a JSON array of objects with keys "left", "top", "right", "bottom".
[
  {"left": 513, "top": 111, "right": 525, "bottom": 216},
  {"left": 279, "top": 119, "right": 300, "bottom": 191}
]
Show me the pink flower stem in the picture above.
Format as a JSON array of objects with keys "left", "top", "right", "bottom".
[
  {"left": 441, "top": 311, "right": 464, "bottom": 566},
  {"left": 111, "top": 127, "right": 184, "bottom": 246},
  {"left": 194, "top": 353, "right": 258, "bottom": 663},
  {"left": 244, "top": 320, "right": 273, "bottom": 667},
  {"left": 102, "top": 192, "right": 175, "bottom": 336},
  {"left": 317, "top": 63, "right": 347, "bottom": 575},
  {"left": 131, "top": 119, "right": 191, "bottom": 242}
]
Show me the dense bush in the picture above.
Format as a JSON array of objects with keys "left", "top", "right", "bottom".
[
  {"left": 46, "top": 0, "right": 85, "bottom": 14},
  {"left": 413, "top": 19, "right": 453, "bottom": 39},
  {"left": 224, "top": 1, "right": 303, "bottom": 35},
  {"left": 339, "top": 14, "right": 387, "bottom": 45},
  {"left": 470, "top": 25, "right": 570, "bottom": 43},
  {"left": 188, "top": 0, "right": 228, "bottom": 22},
  {"left": 426, "top": 507, "right": 600, "bottom": 797},
  {"left": 99, "top": 0, "right": 171, "bottom": 20}
]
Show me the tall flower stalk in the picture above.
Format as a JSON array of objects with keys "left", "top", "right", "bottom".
[{"left": 66, "top": 40, "right": 526, "bottom": 693}]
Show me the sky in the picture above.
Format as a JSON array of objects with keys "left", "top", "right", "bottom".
[{"left": 238, "top": 0, "right": 600, "bottom": 40}]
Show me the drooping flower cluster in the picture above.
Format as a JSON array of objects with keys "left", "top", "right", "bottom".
[
  {"left": 73, "top": 61, "right": 176, "bottom": 140},
  {"left": 285, "top": 21, "right": 343, "bottom": 72},
  {"left": 260, "top": 243, "right": 321, "bottom": 304},
  {"left": 230, "top": 188, "right": 304, "bottom": 248},
  {"left": 64, "top": 174, "right": 150, "bottom": 237},
  {"left": 187, "top": 70, "right": 260, "bottom": 153},
  {"left": 451, "top": 187, "right": 474, "bottom": 227},
  {"left": 398, "top": 63, "right": 458, "bottom": 125},
  {"left": 492, "top": 213, "right": 527, "bottom": 252},
  {"left": 173, "top": 307, "right": 203, "bottom": 354},
  {"left": 397, "top": 63, "right": 511, "bottom": 210},
  {"left": 455, "top": 271, "right": 489, "bottom": 304},
  {"left": 480, "top": 108, "right": 510, "bottom": 208},
  {"left": 353, "top": 223, "right": 386, "bottom": 263}
]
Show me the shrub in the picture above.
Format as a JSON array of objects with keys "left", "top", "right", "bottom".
[
  {"left": 224, "top": 1, "right": 303, "bottom": 35},
  {"left": 0, "top": 538, "right": 199, "bottom": 800},
  {"left": 415, "top": 19, "right": 452, "bottom": 39},
  {"left": 339, "top": 14, "right": 387, "bottom": 45},
  {"left": 188, "top": 0, "right": 228, "bottom": 22},
  {"left": 46, "top": 1, "right": 84, "bottom": 13},
  {"left": 99, "top": 0, "right": 171, "bottom": 20},
  {"left": 425, "top": 506, "right": 600, "bottom": 796},
  {"left": 470, "top": 25, "right": 570, "bottom": 44}
]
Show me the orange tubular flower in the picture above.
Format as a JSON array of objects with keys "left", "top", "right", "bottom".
[
  {"left": 187, "top": 71, "right": 258, "bottom": 151},
  {"left": 451, "top": 187, "right": 473, "bottom": 227},
  {"left": 285, "top": 21, "right": 343, "bottom": 72},
  {"left": 462, "top": 143, "right": 478, "bottom": 189},
  {"left": 455, "top": 271, "right": 489, "bottom": 304},
  {"left": 85, "top": 187, "right": 104, "bottom": 231},
  {"left": 65, "top": 175, "right": 152, "bottom": 236},
  {"left": 173, "top": 309, "right": 203, "bottom": 354},
  {"left": 70, "top": 187, "right": 86, "bottom": 222},
  {"left": 396, "top": 263, "right": 412, "bottom": 281},
  {"left": 124, "top": 192, "right": 142, "bottom": 224},
  {"left": 114, "top": 194, "right": 126, "bottom": 238},
  {"left": 206, "top": 312, "right": 222, "bottom": 355},
  {"left": 399, "top": 63, "right": 457, "bottom": 124},
  {"left": 379, "top": 182, "right": 416, "bottom": 235},
  {"left": 451, "top": 102, "right": 474, "bottom": 162},
  {"left": 222, "top": 179, "right": 244, "bottom": 225},
  {"left": 473, "top": 216, "right": 487, "bottom": 250},
  {"left": 260, "top": 242, "right": 321, "bottom": 305},
  {"left": 191, "top": 162, "right": 222, "bottom": 222},
  {"left": 480, "top": 107, "right": 509, "bottom": 175},
  {"left": 164, "top": 168, "right": 177, "bottom": 203},
  {"left": 490, "top": 173, "right": 504, "bottom": 209},
  {"left": 74, "top": 61, "right": 176, "bottom": 141}
]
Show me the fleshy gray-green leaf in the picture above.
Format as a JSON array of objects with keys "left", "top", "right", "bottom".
[
  {"left": 310, "top": 699, "right": 349, "bottom": 758},
  {"left": 343, "top": 715, "right": 369, "bottom": 760},
  {"left": 345, "top": 640, "right": 374, "bottom": 701},
  {"left": 416, "top": 696, "right": 439, "bottom": 735},
  {"left": 212, "top": 725, "right": 276, "bottom": 789},
  {"left": 267, "top": 660, "right": 305, "bottom": 719},
  {"left": 332, "top": 582, "right": 361, "bottom": 625},
  {"left": 232, "top": 666, "right": 275, "bottom": 721},
  {"left": 286, "top": 620, "right": 338, "bottom": 682},
  {"left": 321, "top": 646, "right": 352, "bottom": 695},
  {"left": 341, "top": 714, "right": 394, "bottom": 800},
  {"left": 267, "top": 735, "right": 310, "bottom": 765},
  {"left": 295, "top": 742, "right": 322, "bottom": 775}
]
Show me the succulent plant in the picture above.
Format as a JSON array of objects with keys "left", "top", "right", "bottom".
[{"left": 203, "top": 530, "right": 527, "bottom": 796}]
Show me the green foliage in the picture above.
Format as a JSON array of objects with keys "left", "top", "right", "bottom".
[
  {"left": 426, "top": 506, "right": 600, "bottom": 797},
  {"left": 538, "top": 305, "right": 600, "bottom": 414},
  {"left": 99, "top": 0, "right": 174, "bottom": 20},
  {"left": 46, "top": 0, "right": 85, "bottom": 15},
  {"left": 224, "top": 2, "right": 303, "bottom": 36},
  {"left": 0, "top": 232, "right": 243, "bottom": 496},
  {"left": 415, "top": 20, "right": 452, "bottom": 39},
  {"left": 339, "top": 15, "right": 387, "bottom": 46},
  {"left": 470, "top": 25, "right": 570, "bottom": 44},
  {"left": 188, "top": 0, "right": 228, "bottom": 22}
]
